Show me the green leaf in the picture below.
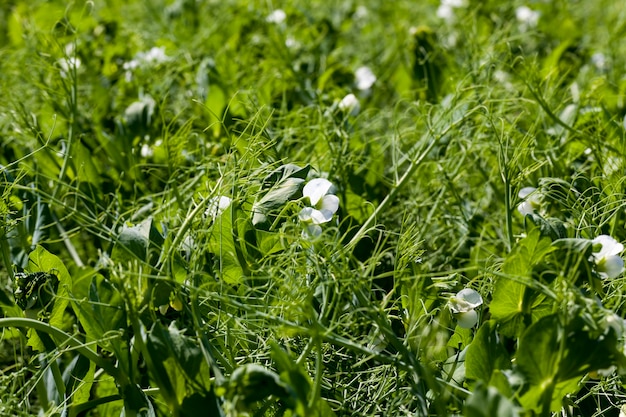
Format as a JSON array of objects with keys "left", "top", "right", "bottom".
[
  {"left": 227, "top": 364, "right": 290, "bottom": 407},
  {"left": 26, "top": 246, "right": 71, "bottom": 351},
  {"left": 515, "top": 314, "right": 561, "bottom": 388},
  {"left": 466, "top": 320, "right": 510, "bottom": 382},
  {"left": 123, "top": 384, "right": 156, "bottom": 417},
  {"left": 524, "top": 214, "right": 568, "bottom": 241},
  {"left": 112, "top": 218, "right": 164, "bottom": 266},
  {"left": 515, "top": 313, "right": 626, "bottom": 412},
  {"left": 490, "top": 228, "right": 554, "bottom": 337},
  {"left": 464, "top": 382, "right": 520, "bottom": 417},
  {"left": 251, "top": 164, "right": 310, "bottom": 229},
  {"left": 64, "top": 354, "right": 96, "bottom": 406},
  {"left": 519, "top": 377, "right": 580, "bottom": 413},
  {"left": 73, "top": 140, "right": 102, "bottom": 188},
  {"left": 180, "top": 391, "right": 223, "bottom": 417},
  {"left": 208, "top": 205, "right": 245, "bottom": 284}
]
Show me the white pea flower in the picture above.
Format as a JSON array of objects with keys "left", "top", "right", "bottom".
[
  {"left": 140, "top": 143, "right": 153, "bottom": 158},
  {"left": 449, "top": 288, "right": 483, "bottom": 328},
  {"left": 517, "top": 187, "right": 542, "bottom": 216},
  {"left": 205, "top": 196, "right": 232, "bottom": 220},
  {"left": 299, "top": 178, "right": 339, "bottom": 238},
  {"left": 58, "top": 57, "right": 81, "bottom": 78},
  {"left": 590, "top": 235, "right": 624, "bottom": 279},
  {"left": 437, "top": 0, "right": 467, "bottom": 23},
  {"left": 123, "top": 46, "right": 170, "bottom": 81},
  {"left": 266, "top": 9, "right": 286, "bottom": 24},
  {"left": 355, "top": 66, "right": 376, "bottom": 91},
  {"left": 515, "top": 6, "right": 540, "bottom": 29},
  {"left": 338, "top": 93, "right": 360, "bottom": 116},
  {"left": 591, "top": 52, "right": 608, "bottom": 71}
]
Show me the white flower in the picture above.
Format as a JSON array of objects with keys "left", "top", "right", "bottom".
[
  {"left": 140, "top": 143, "right": 153, "bottom": 158},
  {"left": 437, "top": 0, "right": 467, "bottom": 22},
  {"left": 437, "top": 5, "right": 455, "bottom": 21},
  {"left": 517, "top": 187, "right": 542, "bottom": 215},
  {"left": 355, "top": 66, "right": 376, "bottom": 91},
  {"left": 591, "top": 235, "right": 624, "bottom": 279},
  {"left": 515, "top": 6, "right": 540, "bottom": 28},
  {"left": 205, "top": 196, "right": 232, "bottom": 220},
  {"left": 449, "top": 288, "right": 483, "bottom": 328},
  {"left": 123, "top": 47, "right": 170, "bottom": 81},
  {"left": 338, "top": 93, "right": 360, "bottom": 116},
  {"left": 58, "top": 57, "right": 81, "bottom": 78},
  {"left": 591, "top": 52, "right": 608, "bottom": 71},
  {"left": 299, "top": 178, "right": 339, "bottom": 238},
  {"left": 266, "top": 9, "right": 286, "bottom": 24},
  {"left": 441, "top": 0, "right": 466, "bottom": 7}
]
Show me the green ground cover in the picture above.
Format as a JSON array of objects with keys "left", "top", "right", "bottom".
[{"left": 2, "top": 0, "right": 626, "bottom": 415}]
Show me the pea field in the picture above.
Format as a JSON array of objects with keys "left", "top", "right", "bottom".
[{"left": 1, "top": 1, "right": 626, "bottom": 416}]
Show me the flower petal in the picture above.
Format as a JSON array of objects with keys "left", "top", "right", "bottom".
[
  {"left": 319, "top": 194, "right": 339, "bottom": 215},
  {"left": 309, "top": 208, "right": 332, "bottom": 224},
  {"left": 456, "top": 310, "right": 479, "bottom": 329},
  {"left": 592, "top": 235, "right": 624, "bottom": 258},
  {"left": 302, "top": 224, "right": 322, "bottom": 239},
  {"left": 303, "top": 178, "right": 333, "bottom": 206},
  {"left": 597, "top": 255, "right": 624, "bottom": 279},
  {"left": 355, "top": 66, "right": 376, "bottom": 90},
  {"left": 205, "top": 196, "right": 232, "bottom": 219},
  {"left": 517, "top": 201, "right": 534, "bottom": 216},
  {"left": 456, "top": 288, "right": 482, "bottom": 308},
  {"left": 299, "top": 207, "right": 314, "bottom": 222}
]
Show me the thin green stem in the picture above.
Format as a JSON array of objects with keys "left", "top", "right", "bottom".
[
  {"left": 0, "top": 318, "right": 124, "bottom": 383},
  {"left": 345, "top": 106, "right": 480, "bottom": 253}
]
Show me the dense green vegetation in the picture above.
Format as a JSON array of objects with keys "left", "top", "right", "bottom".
[{"left": 2, "top": 0, "right": 626, "bottom": 415}]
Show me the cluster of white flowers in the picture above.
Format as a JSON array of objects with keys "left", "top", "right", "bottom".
[
  {"left": 518, "top": 186, "right": 624, "bottom": 279},
  {"left": 298, "top": 178, "right": 339, "bottom": 238},
  {"left": 337, "top": 66, "right": 377, "bottom": 117},
  {"left": 449, "top": 288, "right": 483, "bottom": 328},
  {"left": 437, "top": 0, "right": 467, "bottom": 23},
  {"left": 123, "top": 46, "right": 170, "bottom": 81},
  {"left": 266, "top": 9, "right": 286, "bottom": 24}
]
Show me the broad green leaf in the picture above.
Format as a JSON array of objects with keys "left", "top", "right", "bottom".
[
  {"left": 64, "top": 354, "right": 96, "bottom": 406},
  {"left": 515, "top": 314, "right": 561, "bottom": 388},
  {"left": 123, "top": 383, "right": 156, "bottom": 417},
  {"left": 464, "top": 382, "right": 520, "bottom": 417},
  {"left": 204, "top": 84, "right": 226, "bottom": 137},
  {"left": 524, "top": 214, "right": 567, "bottom": 241},
  {"left": 251, "top": 164, "right": 310, "bottom": 229},
  {"left": 74, "top": 140, "right": 102, "bottom": 188},
  {"left": 112, "top": 218, "right": 164, "bottom": 266},
  {"left": 557, "top": 316, "right": 626, "bottom": 380},
  {"left": 95, "top": 376, "right": 124, "bottom": 416},
  {"left": 227, "top": 364, "right": 290, "bottom": 407},
  {"left": 514, "top": 313, "right": 626, "bottom": 412},
  {"left": 180, "top": 391, "right": 223, "bottom": 417},
  {"left": 466, "top": 320, "right": 510, "bottom": 382},
  {"left": 26, "top": 246, "right": 71, "bottom": 351},
  {"left": 208, "top": 205, "right": 244, "bottom": 284},
  {"left": 490, "top": 228, "right": 554, "bottom": 337},
  {"left": 519, "top": 377, "right": 580, "bottom": 413},
  {"left": 146, "top": 321, "right": 213, "bottom": 411}
]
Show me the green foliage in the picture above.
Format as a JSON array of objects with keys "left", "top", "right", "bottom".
[{"left": 2, "top": 0, "right": 626, "bottom": 416}]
